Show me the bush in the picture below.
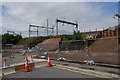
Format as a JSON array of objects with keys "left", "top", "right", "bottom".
[{"left": 2, "top": 33, "right": 22, "bottom": 48}]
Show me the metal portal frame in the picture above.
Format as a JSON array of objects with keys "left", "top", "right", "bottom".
[
  {"left": 7, "top": 31, "right": 16, "bottom": 34},
  {"left": 7, "top": 31, "right": 21, "bottom": 35},
  {"left": 29, "top": 24, "right": 54, "bottom": 37},
  {"left": 7, "top": 31, "right": 16, "bottom": 35},
  {"left": 56, "top": 19, "right": 78, "bottom": 35},
  {"left": 29, "top": 25, "right": 39, "bottom": 37}
]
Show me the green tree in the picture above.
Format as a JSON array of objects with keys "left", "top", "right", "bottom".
[
  {"left": 2, "top": 33, "right": 22, "bottom": 48},
  {"left": 72, "top": 31, "right": 82, "bottom": 40},
  {"left": 15, "top": 35, "right": 22, "bottom": 44}
]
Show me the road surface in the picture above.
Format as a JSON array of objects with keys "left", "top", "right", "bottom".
[
  {"left": 2, "top": 53, "right": 34, "bottom": 66},
  {"left": 2, "top": 66, "right": 109, "bottom": 80}
]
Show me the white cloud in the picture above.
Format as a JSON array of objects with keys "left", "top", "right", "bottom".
[{"left": 2, "top": 2, "right": 118, "bottom": 37}]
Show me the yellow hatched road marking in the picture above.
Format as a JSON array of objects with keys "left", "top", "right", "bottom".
[{"left": 53, "top": 66, "right": 111, "bottom": 78}]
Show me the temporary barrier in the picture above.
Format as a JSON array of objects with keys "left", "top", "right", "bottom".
[
  {"left": 30, "top": 55, "right": 33, "bottom": 63},
  {"left": 3, "top": 58, "right": 6, "bottom": 68}
]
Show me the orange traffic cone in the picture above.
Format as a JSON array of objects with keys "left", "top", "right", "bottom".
[
  {"left": 47, "top": 54, "right": 52, "bottom": 67},
  {"left": 25, "top": 57, "right": 30, "bottom": 72}
]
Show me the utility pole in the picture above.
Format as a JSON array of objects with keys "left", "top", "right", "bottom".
[
  {"left": 96, "top": 28, "right": 97, "bottom": 32},
  {"left": 37, "top": 27, "right": 38, "bottom": 37},
  {"left": 75, "top": 20, "right": 78, "bottom": 32},
  {"left": 56, "top": 19, "right": 58, "bottom": 35},
  {"left": 20, "top": 32, "right": 22, "bottom": 35},
  {"left": 51, "top": 25, "right": 54, "bottom": 35},
  {"left": 47, "top": 19, "right": 49, "bottom": 36},
  {"left": 29, "top": 26, "right": 31, "bottom": 37}
]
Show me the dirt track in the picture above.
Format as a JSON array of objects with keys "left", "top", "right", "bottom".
[{"left": 38, "top": 38, "right": 62, "bottom": 51}]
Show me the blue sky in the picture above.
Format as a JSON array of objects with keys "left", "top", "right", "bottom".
[
  {"left": 90, "top": 2, "right": 118, "bottom": 15},
  {"left": 1, "top": 2, "right": 118, "bottom": 37},
  {"left": 2, "top": 5, "right": 7, "bottom": 16}
]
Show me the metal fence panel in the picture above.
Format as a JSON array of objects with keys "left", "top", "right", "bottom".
[{"left": 59, "top": 40, "right": 84, "bottom": 51}]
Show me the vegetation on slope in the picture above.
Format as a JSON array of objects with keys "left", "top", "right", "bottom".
[
  {"left": 17, "top": 36, "right": 47, "bottom": 46},
  {"left": 2, "top": 31, "right": 85, "bottom": 48}
]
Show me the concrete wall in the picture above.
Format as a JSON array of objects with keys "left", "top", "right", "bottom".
[
  {"left": 88, "top": 38, "right": 119, "bottom": 65},
  {"left": 48, "top": 37, "right": 119, "bottom": 65}
]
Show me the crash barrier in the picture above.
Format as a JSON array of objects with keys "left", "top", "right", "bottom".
[
  {"left": 15, "top": 56, "right": 35, "bottom": 72},
  {"left": 2, "top": 62, "right": 47, "bottom": 75},
  {"left": 3, "top": 56, "right": 35, "bottom": 73},
  {"left": 2, "top": 56, "right": 47, "bottom": 75},
  {"left": 14, "top": 63, "right": 35, "bottom": 72},
  {"left": 2, "top": 66, "right": 16, "bottom": 76},
  {"left": 14, "top": 63, "right": 25, "bottom": 72}
]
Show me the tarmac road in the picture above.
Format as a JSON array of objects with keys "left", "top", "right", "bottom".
[
  {"left": 2, "top": 66, "right": 109, "bottom": 80},
  {"left": 2, "top": 53, "right": 34, "bottom": 66}
]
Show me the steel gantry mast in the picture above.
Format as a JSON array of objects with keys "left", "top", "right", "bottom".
[
  {"left": 56, "top": 19, "right": 78, "bottom": 35},
  {"left": 29, "top": 24, "right": 54, "bottom": 37}
]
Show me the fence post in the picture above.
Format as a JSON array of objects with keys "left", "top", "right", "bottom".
[
  {"left": 102, "top": 31, "right": 103, "bottom": 37},
  {"left": 119, "top": 27, "right": 120, "bottom": 37},
  {"left": 111, "top": 30, "right": 114, "bottom": 37},
  {"left": 107, "top": 29, "right": 110, "bottom": 37},
  {"left": 118, "top": 27, "right": 120, "bottom": 54},
  {"left": 115, "top": 26, "right": 117, "bottom": 36},
  {"left": 86, "top": 40, "right": 90, "bottom": 60},
  {"left": 100, "top": 31, "right": 102, "bottom": 38},
  {"left": 116, "top": 28, "right": 119, "bottom": 37},
  {"left": 104, "top": 31, "right": 107, "bottom": 37},
  {"left": 116, "top": 28, "right": 119, "bottom": 50}
]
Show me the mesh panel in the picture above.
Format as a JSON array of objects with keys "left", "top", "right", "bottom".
[{"left": 59, "top": 40, "right": 84, "bottom": 51}]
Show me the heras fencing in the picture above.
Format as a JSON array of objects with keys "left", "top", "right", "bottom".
[
  {"left": 59, "top": 40, "right": 84, "bottom": 51},
  {"left": 59, "top": 39, "right": 96, "bottom": 51}
]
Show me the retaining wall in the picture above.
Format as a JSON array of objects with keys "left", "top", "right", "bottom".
[
  {"left": 48, "top": 37, "right": 119, "bottom": 65},
  {"left": 88, "top": 37, "right": 119, "bottom": 65}
]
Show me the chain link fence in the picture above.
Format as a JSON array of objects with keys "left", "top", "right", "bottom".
[
  {"left": 58, "top": 39, "right": 96, "bottom": 51},
  {"left": 59, "top": 40, "right": 84, "bottom": 51}
]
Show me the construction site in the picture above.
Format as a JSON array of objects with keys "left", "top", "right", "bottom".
[
  {"left": 1, "top": 16, "right": 120, "bottom": 79},
  {"left": 1, "top": 2, "right": 120, "bottom": 80}
]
